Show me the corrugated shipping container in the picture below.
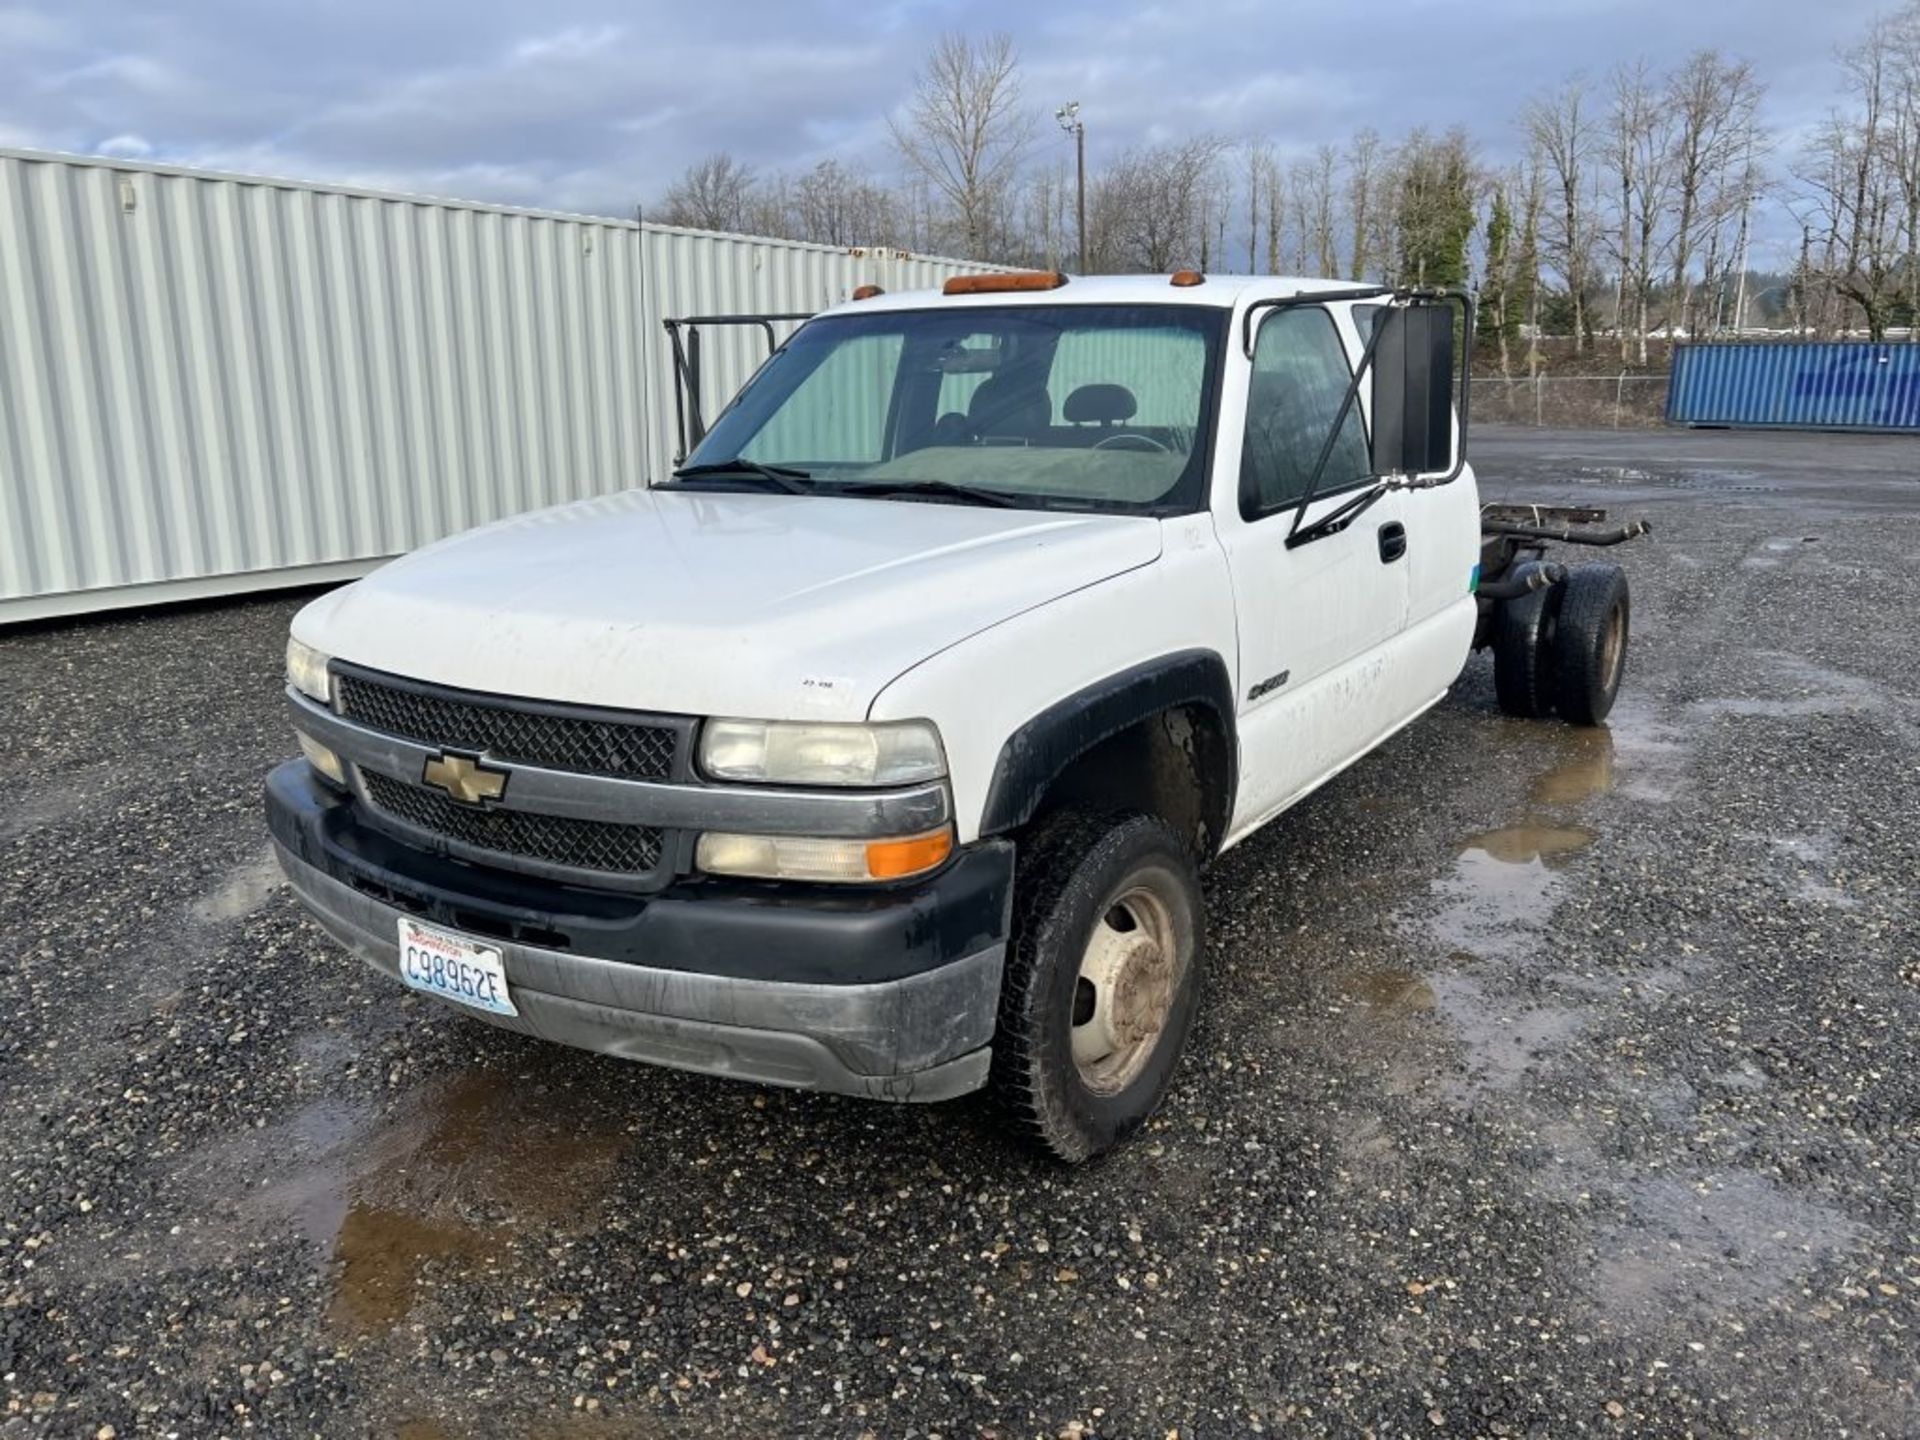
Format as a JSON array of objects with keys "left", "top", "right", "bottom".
[
  {"left": 1667, "top": 340, "right": 1920, "bottom": 433},
  {"left": 0, "top": 147, "right": 997, "bottom": 622}
]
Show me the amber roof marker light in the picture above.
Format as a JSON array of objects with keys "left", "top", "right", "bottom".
[
  {"left": 1170, "top": 270, "right": 1206, "bottom": 287},
  {"left": 851, "top": 284, "right": 885, "bottom": 300},
  {"left": 942, "top": 271, "right": 1070, "bottom": 296}
]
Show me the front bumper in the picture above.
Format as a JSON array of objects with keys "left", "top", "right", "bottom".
[{"left": 266, "top": 761, "right": 1012, "bottom": 1102}]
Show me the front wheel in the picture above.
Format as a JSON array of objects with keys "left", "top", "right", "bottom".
[{"left": 991, "top": 810, "right": 1205, "bottom": 1163}]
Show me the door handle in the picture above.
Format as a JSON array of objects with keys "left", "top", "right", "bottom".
[{"left": 1378, "top": 521, "right": 1407, "bottom": 563}]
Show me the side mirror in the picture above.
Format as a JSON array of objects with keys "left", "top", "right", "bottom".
[{"left": 1369, "top": 302, "right": 1457, "bottom": 477}]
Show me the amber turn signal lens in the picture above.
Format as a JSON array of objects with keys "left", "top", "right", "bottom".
[
  {"left": 851, "top": 284, "right": 885, "bottom": 300},
  {"left": 942, "top": 271, "right": 1069, "bottom": 296},
  {"left": 1170, "top": 270, "right": 1205, "bottom": 287},
  {"left": 864, "top": 828, "right": 954, "bottom": 879}
]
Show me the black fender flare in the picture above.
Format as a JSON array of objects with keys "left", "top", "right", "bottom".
[{"left": 977, "top": 649, "right": 1239, "bottom": 847}]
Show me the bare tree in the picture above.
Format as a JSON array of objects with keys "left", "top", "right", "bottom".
[
  {"left": 1098, "top": 137, "right": 1230, "bottom": 271},
  {"left": 1526, "top": 79, "right": 1599, "bottom": 351},
  {"left": 1604, "top": 60, "right": 1679, "bottom": 363},
  {"left": 1286, "top": 159, "right": 1312, "bottom": 272},
  {"left": 1019, "top": 160, "right": 1074, "bottom": 270},
  {"left": 1347, "top": 128, "right": 1381, "bottom": 280},
  {"left": 656, "top": 153, "right": 758, "bottom": 232},
  {"left": 1310, "top": 144, "right": 1340, "bottom": 276},
  {"left": 1265, "top": 154, "right": 1285, "bottom": 274},
  {"left": 889, "top": 32, "right": 1034, "bottom": 260},
  {"left": 1894, "top": 4, "right": 1920, "bottom": 336},
  {"left": 1664, "top": 51, "right": 1765, "bottom": 338},
  {"left": 1795, "top": 12, "right": 1913, "bottom": 338},
  {"left": 1244, "top": 140, "right": 1276, "bottom": 272},
  {"left": 788, "top": 160, "right": 898, "bottom": 247}
]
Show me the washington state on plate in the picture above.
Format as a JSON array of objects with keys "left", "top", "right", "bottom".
[{"left": 396, "top": 915, "right": 517, "bottom": 1016}]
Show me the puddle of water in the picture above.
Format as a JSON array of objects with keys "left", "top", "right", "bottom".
[
  {"left": 1529, "top": 729, "right": 1616, "bottom": 807},
  {"left": 1464, "top": 823, "right": 1595, "bottom": 867},
  {"left": 1348, "top": 968, "right": 1437, "bottom": 1012},
  {"left": 1570, "top": 465, "right": 1659, "bottom": 483},
  {"left": 1425, "top": 819, "right": 1592, "bottom": 957},
  {"left": 1690, "top": 652, "right": 1907, "bottom": 725},
  {"left": 1427, "top": 848, "right": 1556, "bottom": 962},
  {"left": 1591, "top": 1172, "right": 1869, "bottom": 1323},
  {"left": 257, "top": 1070, "right": 631, "bottom": 1337},
  {"left": 1427, "top": 972, "right": 1585, "bottom": 1096},
  {"left": 1770, "top": 833, "right": 1834, "bottom": 864},
  {"left": 332, "top": 1205, "right": 496, "bottom": 1333},
  {"left": 190, "top": 849, "right": 287, "bottom": 924}
]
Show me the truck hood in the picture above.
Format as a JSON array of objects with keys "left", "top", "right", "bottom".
[{"left": 294, "top": 488, "right": 1163, "bottom": 721}]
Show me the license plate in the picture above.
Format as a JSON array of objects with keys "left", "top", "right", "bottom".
[{"left": 396, "top": 917, "right": 517, "bottom": 1017}]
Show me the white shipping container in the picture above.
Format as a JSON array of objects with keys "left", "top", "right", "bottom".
[{"left": 0, "top": 147, "right": 998, "bottom": 622}]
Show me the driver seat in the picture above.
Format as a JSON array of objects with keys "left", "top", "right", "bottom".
[{"left": 968, "top": 373, "right": 1052, "bottom": 442}]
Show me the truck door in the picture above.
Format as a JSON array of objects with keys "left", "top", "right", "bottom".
[{"left": 1215, "top": 303, "right": 1411, "bottom": 835}]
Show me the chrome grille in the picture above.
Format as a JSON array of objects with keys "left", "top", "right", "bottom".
[
  {"left": 361, "top": 770, "right": 664, "bottom": 877},
  {"left": 336, "top": 672, "right": 679, "bottom": 780}
]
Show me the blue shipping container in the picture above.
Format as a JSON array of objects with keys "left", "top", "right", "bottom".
[{"left": 1667, "top": 341, "right": 1920, "bottom": 433}]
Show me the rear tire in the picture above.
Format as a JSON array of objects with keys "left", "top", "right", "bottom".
[
  {"left": 991, "top": 809, "right": 1204, "bottom": 1163},
  {"left": 1550, "top": 564, "right": 1630, "bottom": 726},
  {"left": 1493, "top": 584, "right": 1560, "bottom": 719}
]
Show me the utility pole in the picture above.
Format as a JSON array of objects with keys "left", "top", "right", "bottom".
[{"left": 1055, "top": 101, "right": 1087, "bottom": 273}]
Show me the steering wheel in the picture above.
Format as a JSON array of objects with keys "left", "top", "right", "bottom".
[{"left": 1092, "top": 432, "right": 1170, "bottom": 453}]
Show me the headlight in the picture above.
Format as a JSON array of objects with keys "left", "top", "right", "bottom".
[
  {"left": 286, "top": 636, "right": 332, "bottom": 703},
  {"left": 697, "top": 827, "right": 953, "bottom": 883},
  {"left": 699, "top": 718, "right": 945, "bottom": 787}
]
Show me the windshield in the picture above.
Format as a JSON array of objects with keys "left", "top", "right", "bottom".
[{"left": 683, "top": 304, "right": 1227, "bottom": 514}]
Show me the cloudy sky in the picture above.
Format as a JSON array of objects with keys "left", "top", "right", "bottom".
[{"left": 0, "top": 0, "right": 1887, "bottom": 248}]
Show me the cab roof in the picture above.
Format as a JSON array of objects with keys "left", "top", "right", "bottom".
[{"left": 827, "top": 272, "right": 1366, "bottom": 317}]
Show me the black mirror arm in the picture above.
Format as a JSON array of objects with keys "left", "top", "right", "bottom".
[{"left": 1285, "top": 482, "right": 1388, "bottom": 550}]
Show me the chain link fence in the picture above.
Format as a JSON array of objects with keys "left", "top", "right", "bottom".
[{"left": 1472, "top": 374, "right": 1671, "bottom": 429}]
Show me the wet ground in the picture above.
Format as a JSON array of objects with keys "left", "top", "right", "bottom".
[{"left": 2, "top": 426, "right": 1917, "bottom": 1437}]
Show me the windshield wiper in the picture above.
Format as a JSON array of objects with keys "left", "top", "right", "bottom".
[
  {"left": 668, "top": 459, "right": 814, "bottom": 494},
  {"left": 829, "top": 479, "right": 1020, "bottom": 509}
]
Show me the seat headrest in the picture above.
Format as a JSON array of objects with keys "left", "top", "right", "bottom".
[
  {"left": 1063, "top": 383, "right": 1138, "bottom": 425},
  {"left": 969, "top": 373, "right": 1051, "bottom": 436}
]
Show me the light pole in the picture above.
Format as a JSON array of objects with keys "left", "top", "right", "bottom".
[{"left": 1055, "top": 101, "right": 1087, "bottom": 274}]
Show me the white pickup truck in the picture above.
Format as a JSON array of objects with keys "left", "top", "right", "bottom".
[{"left": 268, "top": 271, "right": 1635, "bottom": 1161}]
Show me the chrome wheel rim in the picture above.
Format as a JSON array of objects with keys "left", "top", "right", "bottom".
[{"left": 1071, "top": 881, "right": 1183, "bottom": 1096}]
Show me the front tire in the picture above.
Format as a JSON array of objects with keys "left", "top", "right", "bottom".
[{"left": 991, "top": 810, "right": 1204, "bottom": 1163}]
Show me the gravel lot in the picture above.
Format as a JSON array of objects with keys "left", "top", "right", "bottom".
[{"left": 3, "top": 426, "right": 1916, "bottom": 1438}]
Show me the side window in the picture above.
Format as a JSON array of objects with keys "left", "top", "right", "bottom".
[
  {"left": 743, "top": 332, "right": 903, "bottom": 464},
  {"left": 1240, "top": 308, "right": 1371, "bottom": 518}
]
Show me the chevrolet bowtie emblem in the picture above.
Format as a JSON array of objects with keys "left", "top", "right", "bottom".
[{"left": 420, "top": 751, "right": 509, "bottom": 806}]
